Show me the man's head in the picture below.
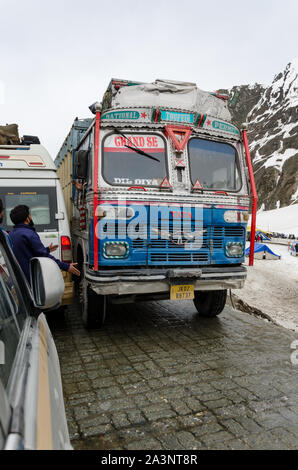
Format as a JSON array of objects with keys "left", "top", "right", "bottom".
[
  {"left": 10, "top": 205, "right": 33, "bottom": 226},
  {"left": 0, "top": 199, "right": 3, "bottom": 224}
]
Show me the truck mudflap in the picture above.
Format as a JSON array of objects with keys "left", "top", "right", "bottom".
[
  {"left": 61, "top": 271, "right": 74, "bottom": 305},
  {"left": 85, "top": 266, "right": 247, "bottom": 296}
]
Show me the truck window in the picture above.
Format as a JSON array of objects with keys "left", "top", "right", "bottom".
[
  {"left": 0, "top": 187, "right": 58, "bottom": 232},
  {"left": 0, "top": 243, "right": 27, "bottom": 388},
  {"left": 102, "top": 133, "right": 168, "bottom": 187},
  {"left": 188, "top": 138, "right": 241, "bottom": 191}
]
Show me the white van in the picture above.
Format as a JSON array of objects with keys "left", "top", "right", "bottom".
[{"left": 0, "top": 140, "right": 74, "bottom": 305}]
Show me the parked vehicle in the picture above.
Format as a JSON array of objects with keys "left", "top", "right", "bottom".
[
  {"left": 55, "top": 78, "right": 256, "bottom": 328},
  {"left": 0, "top": 136, "right": 74, "bottom": 306},
  {"left": 0, "top": 229, "right": 71, "bottom": 449},
  {"left": 289, "top": 241, "right": 298, "bottom": 256}
]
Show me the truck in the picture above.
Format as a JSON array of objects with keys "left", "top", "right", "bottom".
[
  {"left": 0, "top": 130, "right": 74, "bottom": 306},
  {"left": 55, "top": 78, "right": 257, "bottom": 327}
]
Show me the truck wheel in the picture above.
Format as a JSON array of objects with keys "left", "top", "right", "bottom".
[
  {"left": 81, "top": 280, "right": 106, "bottom": 328},
  {"left": 193, "top": 290, "right": 227, "bottom": 317}
]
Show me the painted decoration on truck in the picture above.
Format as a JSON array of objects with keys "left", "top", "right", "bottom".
[
  {"left": 102, "top": 110, "right": 140, "bottom": 120},
  {"left": 160, "top": 110, "right": 194, "bottom": 124},
  {"left": 101, "top": 109, "right": 150, "bottom": 122},
  {"left": 100, "top": 108, "right": 240, "bottom": 137},
  {"left": 105, "top": 134, "right": 164, "bottom": 150},
  {"left": 210, "top": 120, "right": 240, "bottom": 135}
]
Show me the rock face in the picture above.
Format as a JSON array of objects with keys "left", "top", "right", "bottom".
[
  {"left": 228, "top": 59, "right": 298, "bottom": 210},
  {"left": 228, "top": 83, "right": 266, "bottom": 130}
]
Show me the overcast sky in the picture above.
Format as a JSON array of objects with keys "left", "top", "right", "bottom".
[{"left": 1, "top": 0, "right": 298, "bottom": 158}]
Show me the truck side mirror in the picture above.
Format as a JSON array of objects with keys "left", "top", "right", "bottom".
[
  {"left": 30, "top": 258, "right": 65, "bottom": 310},
  {"left": 73, "top": 150, "right": 89, "bottom": 179}
]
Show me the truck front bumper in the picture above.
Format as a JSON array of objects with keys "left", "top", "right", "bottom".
[{"left": 85, "top": 266, "right": 247, "bottom": 296}]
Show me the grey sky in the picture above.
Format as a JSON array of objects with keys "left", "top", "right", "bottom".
[{"left": 1, "top": 0, "right": 297, "bottom": 157}]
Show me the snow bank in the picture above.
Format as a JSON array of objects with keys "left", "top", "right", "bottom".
[
  {"left": 234, "top": 244, "right": 298, "bottom": 332},
  {"left": 250, "top": 204, "right": 298, "bottom": 236}
]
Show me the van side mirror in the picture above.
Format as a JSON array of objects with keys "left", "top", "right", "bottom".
[
  {"left": 73, "top": 149, "right": 89, "bottom": 179},
  {"left": 30, "top": 258, "right": 65, "bottom": 310}
]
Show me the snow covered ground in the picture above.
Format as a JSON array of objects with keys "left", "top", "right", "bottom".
[
  {"left": 233, "top": 243, "right": 298, "bottom": 332},
  {"left": 251, "top": 204, "right": 298, "bottom": 236}
]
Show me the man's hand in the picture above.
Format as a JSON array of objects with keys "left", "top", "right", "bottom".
[
  {"left": 48, "top": 243, "right": 58, "bottom": 252},
  {"left": 68, "top": 262, "right": 80, "bottom": 276},
  {"left": 72, "top": 180, "right": 83, "bottom": 191}
]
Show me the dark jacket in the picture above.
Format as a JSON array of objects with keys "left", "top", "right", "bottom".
[{"left": 8, "top": 223, "right": 69, "bottom": 282}]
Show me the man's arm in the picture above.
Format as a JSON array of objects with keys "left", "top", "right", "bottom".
[{"left": 30, "top": 230, "right": 78, "bottom": 274}]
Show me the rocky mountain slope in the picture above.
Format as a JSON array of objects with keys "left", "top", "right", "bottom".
[
  {"left": 228, "top": 59, "right": 298, "bottom": 210},
  {"left": 228, "top": 83, "right": 266, "bottom": 130}
]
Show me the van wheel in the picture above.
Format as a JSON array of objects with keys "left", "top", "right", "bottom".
[
  {"left": 80, "top": 280, "right": 106, "bottom": 328},
  {"left": 193, "top": 290, "right": 227, "bottom": 317}
]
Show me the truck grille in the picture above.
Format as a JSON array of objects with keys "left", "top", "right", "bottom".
[
  {"left": 133, "top": 239, "right": 208, "bottom": 249},
  {"left": 103, "top": 222, "right": 245, "bottom": 265},
  {"left": 150, "top": 252, "right": 209, "bottom": 263},
  {"left": 225, "top": 227, "right": 245, "bottom": 237}
]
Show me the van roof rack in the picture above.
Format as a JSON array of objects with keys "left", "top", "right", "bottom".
[{"left": 21, "top": 135, "right": 40, "bottom": 145}]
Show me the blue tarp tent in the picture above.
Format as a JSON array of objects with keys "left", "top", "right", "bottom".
[
  {"left": 255, "top": 230, "right": 270, "bottom": 241},
  {"left": 247, "top": 229, "right": 270, "bottom": 241},
  {"left": 245, "top": 243, "right": 281, "bottom": 260}
]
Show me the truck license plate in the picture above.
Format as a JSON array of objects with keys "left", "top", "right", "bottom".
[{"left": 170, "top": 284, "right": 194, "bottom": 300}]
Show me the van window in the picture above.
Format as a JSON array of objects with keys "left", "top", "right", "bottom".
[
  {"left": 0, "top": 243, "right": 27, "bottom": 387},
  {"left": 0, "top": 187, "right": 58, "bottom": 232}
]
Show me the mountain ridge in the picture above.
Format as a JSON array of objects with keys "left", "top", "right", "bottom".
[{"left": 228, "top": 59, "right": 298, "bottom": 210}]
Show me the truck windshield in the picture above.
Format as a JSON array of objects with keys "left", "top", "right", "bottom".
[
  {"left": 0, "top": 187, "right": 58, "bottom": 231},
  {"left": 188, "top": 138, "right": 241, "bottom": 191},
  {"left": 103, "top": 133, "right": 167, "bottom": 186}
]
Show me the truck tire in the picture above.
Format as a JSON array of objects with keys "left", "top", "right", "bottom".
[
  {"left": 81, "top": 280, "right": 106, "bottom": 328},
  {"left": 193, "top": 290, "right": 227, "bottom": 317}
]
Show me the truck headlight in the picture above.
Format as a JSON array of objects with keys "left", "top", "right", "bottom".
[
  {"left": 225, "top": 242, "right": 244, "bottom": 257},
  {"left": 224, "top": 211, "right": 249, "bottom": 223},
  {"left": 103, "top": 241, "right": 129, "bottom": 258}
]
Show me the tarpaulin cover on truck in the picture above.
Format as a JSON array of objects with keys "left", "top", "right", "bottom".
[
  {"left": 112, "top": 79, "right": 231, "bottom": 121},
  {"left": 0, "top": 124, "right": 19, "bottom": 145}
]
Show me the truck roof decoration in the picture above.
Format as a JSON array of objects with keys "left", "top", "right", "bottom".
[{"left": 103, "top": 78, "right": 232, "bottom": 122}]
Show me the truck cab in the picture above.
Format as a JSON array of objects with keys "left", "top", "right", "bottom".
[{"left": 56, "top": 79, "right": 256, "bottom": 327}]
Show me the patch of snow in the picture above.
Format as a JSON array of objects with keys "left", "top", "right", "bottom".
[
  {"left": 234, "top": 244, "right": 298, "bottom": 332},
  {"left": 259, "top": 203, "right": 265, "bottom": 212},
  {"left": 279, "top": 121, "right": 297, "bottom": 138},
  {"left": 291, "top": 187, "right": 298, "bottom": 204},
  {"left": 264, "top": 148, "right": 297, "bottom": 171},
  {"left": 251, "top": 204, "right": 298, "bottom": 235}
]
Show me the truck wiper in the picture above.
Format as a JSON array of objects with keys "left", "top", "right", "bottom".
[
  {"left": 124, "top": 144, "right": 160, "bottom": 162},
  {"left": 114, "top": 129, "right": 160, "bottom": 162}
]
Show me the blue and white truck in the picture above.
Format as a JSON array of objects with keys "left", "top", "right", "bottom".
[{"left": 55, "top": 79, "right": 257, "bottom": 327}]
